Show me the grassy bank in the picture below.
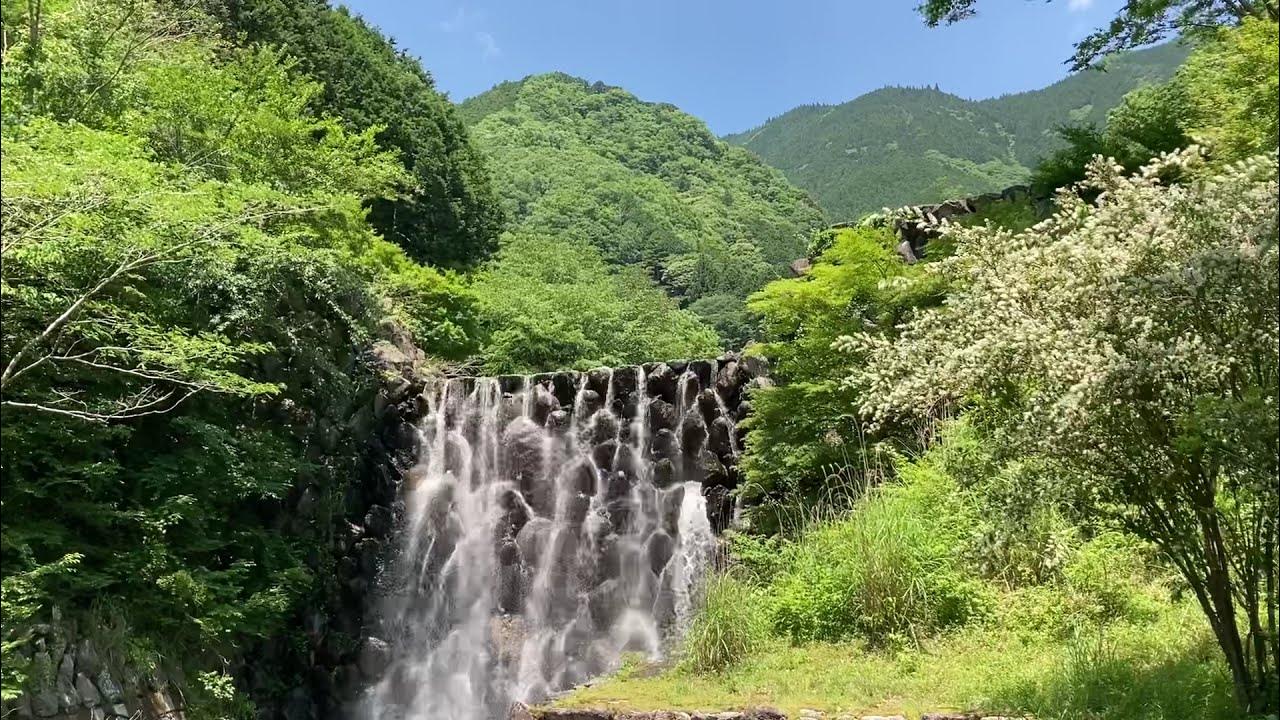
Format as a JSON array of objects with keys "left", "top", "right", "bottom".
[
  {"left": 556, "top": 425, "right": 1243, "bottom": 719},
  {"left": 558, "top": 598, "right": 1235, "bottom": 719}
]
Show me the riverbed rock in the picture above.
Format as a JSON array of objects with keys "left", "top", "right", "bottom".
[{"left": 355, "top": 637, "right": 390, "bottom": 679}]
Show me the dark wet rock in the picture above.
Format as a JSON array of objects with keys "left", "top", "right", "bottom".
[
  {"left": 504, "top": 416, "right": 545, "bottom": 473},
  {"left": 715, "top": 360, "right": 745, "bottom": 400},
  {"left": 704, "top": 485, "right": 734, "bottom": 534},
  {"left": 680, "top": 414, "right": 708, "bottom": 455},
  {"left": 363, "top": 504, "right": 394, "bottom": 538},
  {"left": 708, "top": 416, "right": 735, "bottom": 456},
  {"left": 560, "top": 458, "right": 598, "bottom": 497},
  {"left": 700, "top": 450, "right": 729, "bottom": 487},
  {"left": 497, "top": 565, "right": 523, "bottom": 614},
  {"left": 696, "top": 388, "right": 722, "bottom": 421},
  {"left": 734, "top": 399, "right": 753, "bottom": 421},
  {"left": 587, "top": 368, "right": 612, "bottom": 396},
  {"left": 551, "top": 372, "right": 578, "bottom": 408},
  {"left": 516, "top": 517, "right": 554, "bottom": 567},
  {"left": 497, "top": 538, "right": 521, "bottom": 567},
  {"left": 604, "top": 497, "right": 632, "bottom": 532},
  {"left": 688, "top": 359, "right": 715, "bottom": 386},
  {"left": 579, "top": 388, "right": 603, "bottom": 415},
  {"left": 546, "top": 409, "right": 571, "bottom": 430},
  {"left": 610, "top": 366, "right": 640, "bottom": 399},
  {"left": 356, "top": 637, "right": 391, "bottom": 679},
  {"left": 679, "top": 373, "right": 701, "bottom": 408},
  {"left": 646, "top": 531, "right": 675, "bottom": 575},
  {"left": 498, "top": 375, "right": 526, "bottom": 396},
  {"left": 651, "top": 429, "right": 678, "bottom": 460},
  {"left": 587, "top": 579, "right": 624, "bottom": 631},
  {"left": 611, "top": 444, "right": 640, "bottom": 479},
  {"left": 647, "top": 398, "right": 678, "bottom": 433},
  {"left": 588, "top": 410, "right": 620, "bottom": 445},
  {"left": 591, "top": 440, "right": 620, "bottom": 471},
  {"left": 652, "top": 458, "right": 677, "bottom": 488},
  {"left": 645, "top": 363, "right": 677, "bottom": 403},
  {"left": 357, "top": 537, "right": 383, "bottom": 577},
  {"left": 603, "top": 470, "right": 632, "bottom": 501},
  {"left": 531, "top": 382, "right": 560, "bottom": 425},
  {"left": 563, "top": 492, "right": 592, "bottom": 528},
  {"left": 661, "top": 484, "right": 685, "bottom": 534},
  {"left": 594, "top": 533, "right": 622, "bottom": 582}
]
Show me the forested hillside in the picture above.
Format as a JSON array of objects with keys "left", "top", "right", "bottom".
[
  {"left": 461, "top": 74, "right": 825, "bottom": 354},
  {"left": 725, "top": 41, "right": 1188, "bottom": 220}
]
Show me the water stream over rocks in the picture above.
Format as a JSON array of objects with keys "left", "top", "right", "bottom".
[{"left": 359, "top": 357, "right": 759, "bottom": 720}]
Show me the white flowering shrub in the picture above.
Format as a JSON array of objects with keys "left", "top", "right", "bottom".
[{"left": 842, "top": 148, "right": 1279, "bottom": 712}]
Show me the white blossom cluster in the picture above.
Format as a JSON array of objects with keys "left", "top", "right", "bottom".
[{"left": 842, "top": 148, "right": 1279, "bottom": 487}]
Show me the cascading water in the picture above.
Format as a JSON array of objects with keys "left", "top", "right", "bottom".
[{"left": 361, "top": 361, "right": 740, "bottom": 720}]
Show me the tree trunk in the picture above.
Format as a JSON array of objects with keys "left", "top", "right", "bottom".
[{"left": 1199, "top": 511, "right": 1263, "bottom": 711}]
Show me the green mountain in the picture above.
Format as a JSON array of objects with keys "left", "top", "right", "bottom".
[
  {"left": 724, "top": 41, "right": 1190, "bottom": 220},
  {"left": 460, "top": 73, "right": 826, "bottom": 350}
]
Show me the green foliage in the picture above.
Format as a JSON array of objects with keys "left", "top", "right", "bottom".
[
  {"left": 1031, "top": 19, "right": 1277, "bottom": 195},
  {"left": 1180, "top": 17, "right": 1280, "bottom": 160},
  {"left": 0, "top": 0, "right": 481, "bottom": 710},
  {"left": 739, "top": 227, "right": 943, "bottom": 516},
  {"left": 679, "top": 573, "right": 769, "bottom": 674},
  {"left": 765, "top": 455, "right": 990, "bottom": 645},
  {"left": 463, "top": 73, "right": 824, "bottom": 357},
  {"left": 850, "top": 149, "right": 1279, "bottom": 712},
  {"left": 470, "top": 233, "right": 719, "bottom": 373},
  {"left": 725, "top": 43, "right": 1187, "bottom": 220},
  {"left": 207, "top": 0, "right": 505, "bottom": 267}
]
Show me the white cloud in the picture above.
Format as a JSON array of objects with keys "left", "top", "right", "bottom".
[
  {"left": 1067, "top": 0, "right": 1095, "bottom": 11},
  {"left": 439, "top": 7, "right": 468, "bottom": 33},
  {"left": 475, "top": 31, "right": 501, "bottom": 59}
]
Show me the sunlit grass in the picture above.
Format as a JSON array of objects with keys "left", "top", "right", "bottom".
[{"left": 556, "top": 599, "right": 1236, "bottom": 719}]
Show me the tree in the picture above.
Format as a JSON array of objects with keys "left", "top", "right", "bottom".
[
  {"left": 738, "top": 227, "right": 945, "bottom": 525},
  {"left": 203, "top": 0, "right": 505, "bottom": 268},
  {"left": 917, "top": 0, "right": 1278, "bottom": 69},
  {"left": 470, "top": 233, "right": 720, "bottom": 373},
  {"left": 847, "top": 148, "right": 1279, "bottom": 711},
  {"left": 1028, "top": 17, "right": 1276, "bottom": 195}
]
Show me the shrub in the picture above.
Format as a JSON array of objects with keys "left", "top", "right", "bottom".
[
  {"left": 679, "top": 573, "right": 768, "bottom": 674},
  {"left": 765, "top": 458, "right": 990, "bottom": 645}
]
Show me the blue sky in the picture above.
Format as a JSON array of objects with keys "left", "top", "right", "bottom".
[{"left": 338, "top": 0, "right": 1126, "bottom": 135}]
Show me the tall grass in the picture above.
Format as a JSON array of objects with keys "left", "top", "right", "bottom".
[
  {"left": 766, "top": 461, "right": 988, "bottom": 645},
  {"left": 679, "top": 572, "right": 767, "bottom": 674}
]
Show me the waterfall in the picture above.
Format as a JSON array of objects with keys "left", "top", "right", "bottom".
[{"left": 360, "top": 361, "right": 744, "bottom": 720}]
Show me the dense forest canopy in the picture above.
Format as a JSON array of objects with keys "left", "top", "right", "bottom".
[
  {"left": 724, "top": 42, "right": 1188, "bottom": 220},
  {"left": 200, "top": 0, "right": 506, "bottom": 268}
]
